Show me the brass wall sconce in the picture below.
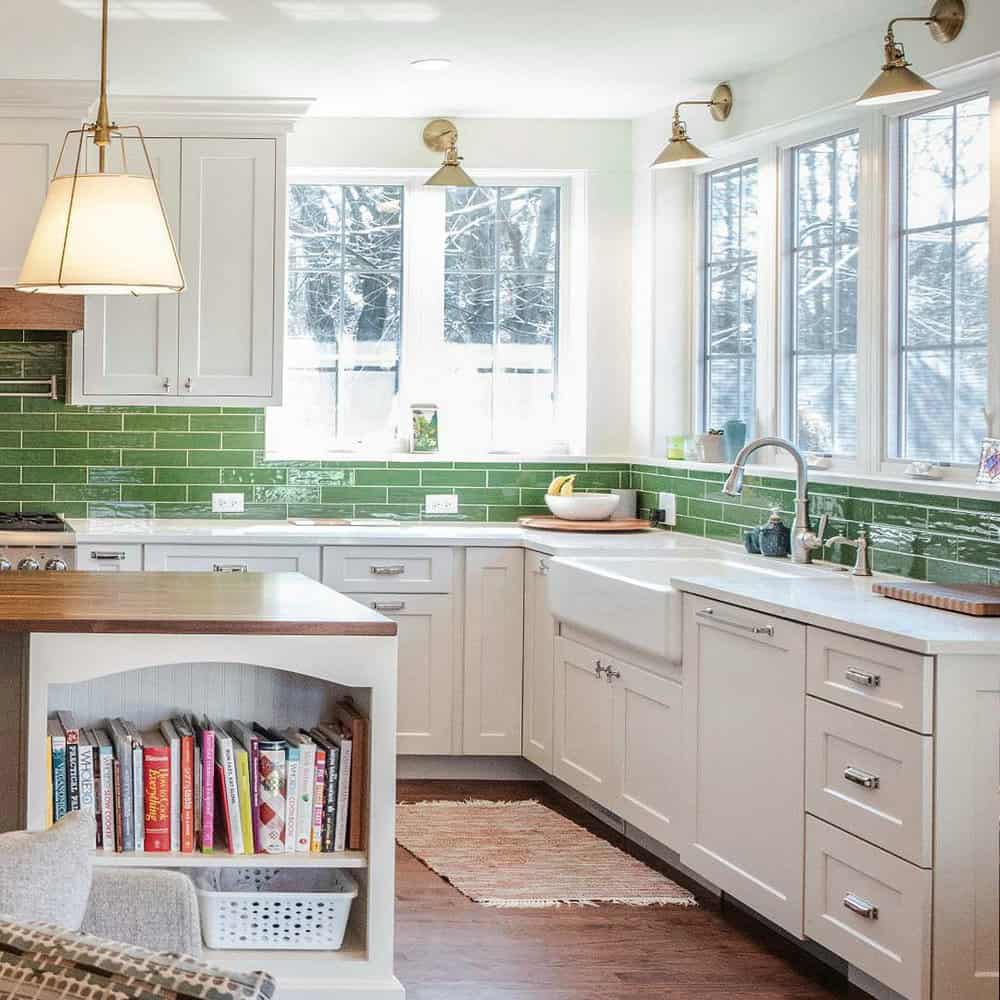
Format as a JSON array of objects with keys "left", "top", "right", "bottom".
[
  {"left": 651, "top": 83, "right": 733, "bottom": 170},
  {"left": 422, "top": 119, "right": 477, "bottom": 187}
]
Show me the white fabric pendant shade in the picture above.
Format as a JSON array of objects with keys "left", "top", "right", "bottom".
[{"left": 16, "top": 172, "right": 184, "bottom": 295}]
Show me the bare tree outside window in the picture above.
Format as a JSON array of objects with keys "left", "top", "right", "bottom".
[{"left": 898, "top": 95, "right": 989, "bottom": 464}]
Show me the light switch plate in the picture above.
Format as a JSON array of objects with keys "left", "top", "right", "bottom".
[
  {"left": 212, "top": 492, "right": 245, "bottom": 514},
  {"left": 658, "top": 492, "right": 677, "bottom": 526},
  {"left": 425, "top": 494, "right": 458, "bottom": 514}
]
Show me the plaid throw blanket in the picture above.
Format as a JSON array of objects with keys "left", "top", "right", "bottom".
[{"left": 0, "top": 918, "right": 276, "bottom": 1000}]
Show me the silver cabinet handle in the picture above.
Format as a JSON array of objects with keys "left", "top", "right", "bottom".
[
  {"left": 371, "top": 565, "right": 405, "bottom": 576},
  {"left": 371, "top": 601, "right": 405, "bottom": 612},
  {"left": 90, "top": 550, "right": 126, "bottom": 561},
  {"left": 539, "top": 558, "right": 550, "bottom": 576},
  {"left": 696, "top": 607, "right": 774, "bottom": 637},
  {"left": 845, "top": 667, "right": 881, "bottom": 688},
  {"left": 162, "top": 377, "right": 171, "bottom": 391},
  {"left": 604, "top": 665, "right": 621, "bottom": 683},
  {"left": 844, "top": 766, "right": 880, "bottom": 789},
  {"left": 184, "top": 377, "right": 192, "bottom": 391},
  {"left": 213, "top": 563, "right": 248, "bottom": 573},
  {"left": 843, "top": 893, "right": 878, "bottom": 920},
  {"left": 594, "top": 662, "right": 605, "bottom": 678}
]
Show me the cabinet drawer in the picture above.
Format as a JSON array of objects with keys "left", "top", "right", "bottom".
[
  {"left": 806, "top": 698, "right": 932, "bottom": 866},
  {"left": 806, "top": 628, "right": 933, "bottom": 734},
  {"left": 143, "top": 544, "right": 320, "bottom": 579},
  {"left": 77, "top": 543, "right": 143, "bottom": 572},
  {"left": 805, "top": 816, "right": 931, "bottom": 1000},
  {"left": 323, "top": 546, "right": 453, "bottom": 593}
]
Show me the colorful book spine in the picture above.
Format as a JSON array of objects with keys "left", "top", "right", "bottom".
[
  {"left": 45, "top": 732, "right": 53, "bottom": 829},
  {"left": 283, "top": 743, "right": 300, "bottom": 854},
  {"left": 172, "top": 718, "right": 195, "bottom": 854},
  {"left": 310, "top": 746, "right": 326, "bottom": 853},
  {"left": 108, "top": 720, "right": 134, "bottom": 851},
  {"left": 112, "top": 759, "right": 123, "bottom": 852},
  {"left": 256, "top": 740, "right": 286, "bottom": 855},
  {"left": 232, "top": 742, "right": 254, "bottom": 856},
  {"left": 197, "top": 718, "right": 215, "bottom": 854},
  {"left": 159, "top": 720, "right": 181, "bottom": 853},
  {"left": 333, "top": 731, "right": 351, "bottom": 852},
  {"left": 77, "top": 731, "right": 96, "bottom": 823},
  {"left": 309, "top": 730, "right": 338, "bottom": 853},
  {"left": 48, "top": 720, "right": 67, "bottom": 823},
  {"left": 94, "top": 731, "right": 115, "bottom": 852},
  {"left": 58, "top": 712, "right": 80, "bottom": 813},
  {"left": 142, "top": 731, "right": 171, "bottom": 852},
  {"left": 248, "top": 734, "right": 262, "bottom": 854},
  {"left": 124, "top": 721, "right": 144, "bottom": 852},
  {"left": 213, "top": 726, "right": 243, "bottom": 855}
]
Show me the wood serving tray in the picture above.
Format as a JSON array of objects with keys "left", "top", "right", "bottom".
[
  {"left": 872, "top": 580, "right": 1000, "bottom": 616},
  {"left": 518, "top": 516, "right": 651, "bottom": 532}
]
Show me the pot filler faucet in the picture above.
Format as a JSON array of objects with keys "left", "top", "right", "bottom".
[{"left": 722, "top": 436, "right": 826, "bottom": 565}]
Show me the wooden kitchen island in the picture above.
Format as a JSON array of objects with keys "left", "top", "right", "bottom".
[{"left": 0, "top": 572, "right": 402, "bottom": 1000}]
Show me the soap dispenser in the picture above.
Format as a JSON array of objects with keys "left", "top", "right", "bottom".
[{"left": 759, "top": 507, "right": 791, "bottom": 558}]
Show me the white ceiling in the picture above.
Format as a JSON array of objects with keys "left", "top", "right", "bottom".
[{"left": 7, "top": 0, "right": 902, "bottom": 118}]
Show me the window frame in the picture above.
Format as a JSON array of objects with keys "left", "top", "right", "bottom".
[{"left": 274, "top": 168, "right": 576, "bottom": 458}]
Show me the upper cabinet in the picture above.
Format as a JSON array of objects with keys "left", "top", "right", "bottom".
[{"left": 71, "top": 135, "right": 284, "bottom": 406}]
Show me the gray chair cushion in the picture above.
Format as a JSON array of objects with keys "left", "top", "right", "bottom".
[
  {"left": 0, "top": 811, "right": 94, "bottom": 930},
  {"left": 0, "top": 918, "right": 275, "bottom": 1000}
]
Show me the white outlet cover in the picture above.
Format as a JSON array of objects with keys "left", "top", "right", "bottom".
[
  {"left": 425, "top": 493, "right": 458, "bottom": 514},
  {"left": 212, "top": 492, "right": 246, "bottom": 514},
  {"left": 658, "top": 491, "right": 677, "bottom": 526}
]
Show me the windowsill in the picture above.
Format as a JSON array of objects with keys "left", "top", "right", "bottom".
[
  {"left": 633, "top": 456, "right": 1000, "bottom": 502},
  {"left": 262, "top": 451, "right": 632, "bottom": 465}
]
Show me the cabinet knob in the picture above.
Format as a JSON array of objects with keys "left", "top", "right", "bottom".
[
  {"left": 605, "top": 665, "right": 621, "bottom": 683},
  {"left": 162, "top": 378, "right": 171, "bottom": 391},
  {"left": 184, "top": 377, "right": 192, "bottom": 391},
  {"left": 594, "top": 661, "right": 605, "bottom": 678}
]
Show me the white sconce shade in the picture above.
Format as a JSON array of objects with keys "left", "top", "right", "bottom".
[{"left": 16, "top": 173, "right": 184, "bottom": 295}]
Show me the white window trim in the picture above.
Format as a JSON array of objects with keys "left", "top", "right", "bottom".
[{"left": 275, "top": 168, "right": 582, "bottom": 459}]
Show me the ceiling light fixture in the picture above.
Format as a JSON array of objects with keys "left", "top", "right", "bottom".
[
  {"left": 16, "top": 0, "right": 184, "bottom": 295},
  {"left": 651, "top": 82, "right": 733, "bottom": 170},
  {"left": 410, "top": 58, "right": 451, "bottom": 71},
  {"left": 855, "top": 0, "right": 965, "bottom": 107},
  {"left": 422, "top": 118, "right": 476, "bottom": 187}
]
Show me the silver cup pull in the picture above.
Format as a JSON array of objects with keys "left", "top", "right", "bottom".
[
  {"left": 844, "top": 766, "right": 880, "bottom": 789},
  {"left": 845, "top": 667, "right": 881, "bottom": 688},
  {"left": 843, "top": 893, "right": 878, "bottom": 920}
]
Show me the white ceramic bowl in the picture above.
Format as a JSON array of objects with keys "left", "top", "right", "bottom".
[{"left": 545, "top": 493, "right": 621, "bottom": 521}]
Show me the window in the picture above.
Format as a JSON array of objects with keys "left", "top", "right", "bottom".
[
  {"left": 702, "top": 160, "right": 758, "bottom": 432},
  {"left": 897, "top": 94, "right": 989, "bottom": 464},
  {"left": 788, "top": 131, "right": 859, "bottom": 456},
  {"left": 271, "top": 179, "right": 564, "bottom": 456}
]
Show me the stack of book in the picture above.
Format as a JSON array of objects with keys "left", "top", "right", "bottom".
[{"left": 45, "top": 700, "right": 369, "bottom": 855}]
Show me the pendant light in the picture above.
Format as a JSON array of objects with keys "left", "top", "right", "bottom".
[
  {"left": 855, "top": 0, "right": 965, "bottom": 107},
  {"left": 15, "top": 0, "right": 184, "bottom": 296},
  {"left": 422, "top": 119, "right": 477, "bottom": 188},
  {"left": 651, "top": 83, "right": 733, "bottom": 170}
]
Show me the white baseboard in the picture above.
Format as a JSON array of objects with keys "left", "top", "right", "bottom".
[{"left": 397, "top": 755, "right": 545, "bottom": 781}]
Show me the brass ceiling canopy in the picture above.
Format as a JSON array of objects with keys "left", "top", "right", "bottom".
[
  {"left": 856, "top": 0, "right": 966, "bottom": 107},
  {"left": 16, "top": 0, "right": 184, "bottom": 295},
  {"left": 422, "top": 118, "right": 477, "bottom": 188},
  {"left": 651, "top": 82, "right": 733, "bottom": 170}
]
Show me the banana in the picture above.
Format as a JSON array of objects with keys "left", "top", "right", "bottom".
[
  {"left": 547, "top": 475, "right": 570, "bottom": 497},
  {"left": 558, "top": 475, "right": 577, "bottom": 497}
]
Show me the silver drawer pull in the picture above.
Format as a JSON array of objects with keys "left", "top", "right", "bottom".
[
  {"left": 90, "top": 550, "right": 126, "bottom": 561},
  {"left": 371, "top": 565, "right": 405, "bottom": 576},
  {"left": 844, "top": 766, "right": 880, "bottom": 789},
  {"left": 843, "top": 893, "right": 878, "bottom": 920},
  {"left": 213, "top": 563, "right": 248, "bottom": 573},
  {"left": 371, "top": 601, "right": 405, "bottom": 612},
  {"left": 697, "top": 607, "right": 774, "bottom": 637},
  {"left": 845, "top": 667, "right": 881, "bottom": 688},
  {"left": 539, "top": 558, "right": 550, "bottom": 575}
]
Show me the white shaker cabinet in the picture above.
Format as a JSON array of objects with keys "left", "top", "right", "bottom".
[
  {"left": 522, "top": 551, "right": 555, "bottom": 772},
  {"left": 143, "top": 543, "right": 320, "bottom": 579},
  {"left": 463, "top": 548, "right": 524, "bottom": 755},
  {"left": 681, "top": 595, "right": 807, "bottom": 937}
]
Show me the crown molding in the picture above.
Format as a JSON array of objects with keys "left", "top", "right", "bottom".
[
  {"left": 90, "top": 95, "right": 316, "bottom": 134},
  {"left": 0, "top": 80, "right": 95, "bottom": 119}
]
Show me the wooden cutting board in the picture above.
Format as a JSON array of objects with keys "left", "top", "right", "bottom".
[
  {"left": 518, "top": 516, "right": 651, "bottom": 533},
  {"left": 872, "top": 580, "right": 1000, "bottom": 616}
]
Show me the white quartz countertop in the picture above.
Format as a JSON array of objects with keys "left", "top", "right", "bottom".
[{"left": 66, "top": 518, "right": 1000, "bottom": 654}]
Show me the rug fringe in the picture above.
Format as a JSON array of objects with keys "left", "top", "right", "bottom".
[
  {"left": 477, "top": 896, "right": 697, "bottom": 909},
  {"left": 398, "top": 798, "right": 539, "bottom": 809}
]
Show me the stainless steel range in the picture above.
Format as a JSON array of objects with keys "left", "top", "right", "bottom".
[{"left": 0, "top": 513, "right": 76, "bottom": 571}]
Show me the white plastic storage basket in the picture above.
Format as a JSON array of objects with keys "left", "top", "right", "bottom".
[{"left": 194, "top": 868, "right": 358, "bottom": 950}]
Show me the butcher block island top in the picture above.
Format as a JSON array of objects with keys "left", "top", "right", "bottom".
[{"left": 0, "top": 571, "right": 397, "bottom": 635}]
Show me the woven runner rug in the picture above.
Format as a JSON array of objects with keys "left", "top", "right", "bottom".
[{"left": 396, "top": 798, "right": 696, "bottom": 908}]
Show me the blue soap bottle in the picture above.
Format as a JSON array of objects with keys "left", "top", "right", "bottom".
[{"left": 759, "top": 507, "right": 791, "bottom": 558}]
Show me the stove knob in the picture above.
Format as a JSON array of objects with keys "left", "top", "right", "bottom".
[
  {"left": 44, "top": 558, "right": 68, "bottom": 572},
  {"left": 0, "top": 559, "right": 11, "bottom": 572},
  {"left": 17, "top": 558, "right": 40, "bottom": 572}
]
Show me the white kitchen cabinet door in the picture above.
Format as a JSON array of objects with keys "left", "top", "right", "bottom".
[
  {"left": 933, "top": 656, "right": 999, "bottom": 1000},
  {"left": 142, "top": 543, "right": 320, "bottom": 579},
  {"left": 178, "top": 138, "right": 277, "bottom": 400},
  {"left": 553, "top": 636, "right": 614, "bottom": 808},
  {"left": 462, "top": 548, "right": 524, "bottom": 755},
  {"left": 611, "top": 660, "right": 682, "bottom": 850},
  {"left": 681, "top": 595, "right": 808, "bottom": 937},
  {"left": 0, "top": 122, "right": 69, "bottom": 285},
  {"left": 77, "top": 137, "right": 181, "bottom": 399},
  {"left": 353, "top": 593, "right": 455, "bottom": 755},
  {"left": 522, "top": 551, "right": 555, "bottom": 772}
]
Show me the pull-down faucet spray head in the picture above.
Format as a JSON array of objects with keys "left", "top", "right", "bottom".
[{"left": 722, "top": 464, "right": 745, "bottom": 496}]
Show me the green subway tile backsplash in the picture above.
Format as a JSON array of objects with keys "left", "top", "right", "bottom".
[{"left": 0, "top": 332, "right": 999, "bottom": 584}]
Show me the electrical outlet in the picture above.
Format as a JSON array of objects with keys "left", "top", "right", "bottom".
[
  {"left": 212, "top": 492, "right": 245, "bottom": 514},
  {"left": 658, "top": 492, "right": 677, "bottom": 526},
  {"left": 425, "top": 494, "right": 458, "bottom": 515}
]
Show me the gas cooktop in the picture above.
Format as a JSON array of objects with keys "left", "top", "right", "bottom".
[
  {"left": 0, "top": 513, "right": 76, "bottom": 571},
  {"left": 0, "top": 513, "right": 71, "bottom": 533}
]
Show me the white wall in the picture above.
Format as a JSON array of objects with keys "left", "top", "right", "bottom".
[
  {"left": 630, "top": 7, "right": 1000, "bottom": 457},
  {"left": 289, "top": 117, "right": 633, "bottom": 456}
]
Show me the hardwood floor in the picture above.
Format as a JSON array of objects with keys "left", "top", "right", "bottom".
[{"left": 395, "top": 780, "right": 865, "bottom": 1000}]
